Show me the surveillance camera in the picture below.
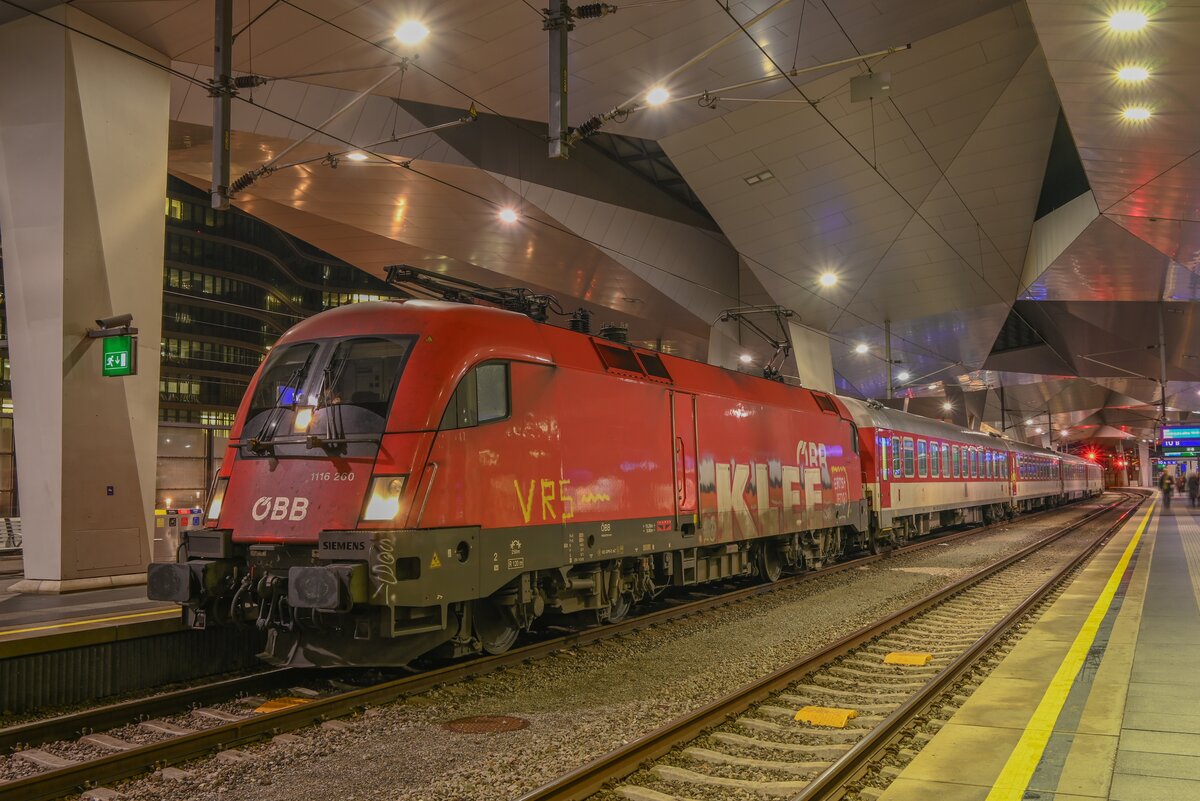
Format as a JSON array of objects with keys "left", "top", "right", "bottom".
[{"left": 95, "top": 313, "right": 133, "bottom": 329}]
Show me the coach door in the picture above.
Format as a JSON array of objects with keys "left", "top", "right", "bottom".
[{"left": 671, "top": 392, "right": 699, "bottom": 527}]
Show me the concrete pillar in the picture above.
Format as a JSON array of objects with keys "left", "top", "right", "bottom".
[
  {"left": 787, "top": 323, "right": 835, "bottom": 394},
  {"left": 1139, "top": 442, "right": 1151, "bottom": 488},
  {"left": 0, "top": 8, "right": 167, "bottom": 591}
]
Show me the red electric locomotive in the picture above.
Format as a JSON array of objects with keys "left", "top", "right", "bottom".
[{"left": 148, "top": 290, "right": 1099, "bottom": 667}]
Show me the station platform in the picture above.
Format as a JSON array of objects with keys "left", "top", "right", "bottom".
[
  {"left": 0, "top": 576, "right": 178, "bottom": 657},
  {"left": 878, "top": 494, "right": 1198, "bottom": 801}
]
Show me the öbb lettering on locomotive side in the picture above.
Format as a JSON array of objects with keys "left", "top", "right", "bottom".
[{"left": 146, "top": 298, "right": 1103, "bottom": 668}]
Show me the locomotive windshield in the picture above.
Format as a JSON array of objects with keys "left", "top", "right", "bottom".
[
  {"left": 249, "top": 343, "right": 319, "bottom": 415},
  {"left": 242, "top": 335, "right": 414, "bottom": 452}
]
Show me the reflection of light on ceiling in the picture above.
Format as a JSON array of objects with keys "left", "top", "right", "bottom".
[
  {"left": 394, "top": 20, "right": 429, "bottom": 45},
  {"left": 525, "top": 241, "right": 534, "bottom": 258},
  {"left": 1107, "top": 10, "right": 1148, "bottom": 32},
  {"left": 345, "top": 151, "right": 368, "bottom": 162},
  {"left": 392, "top": 197, "right": 407, "bottom": 228},
  {"left": 1116, "top": 65, "right": 1149, "bottom": 82}
]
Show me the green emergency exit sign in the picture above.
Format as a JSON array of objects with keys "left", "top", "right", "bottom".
[{"left": 102, "top": 335, "right": 136, "bottom": 377}]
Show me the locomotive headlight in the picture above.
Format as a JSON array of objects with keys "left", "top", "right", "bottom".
[
  {"left": 293, "top": 406, "right": 315, "bottom": 432},
  {"left": 206, "top": 477, "right": 229, "bottom": 522},
  {"left": 362, "top": 476, "right": 407, "bottom": 521}
]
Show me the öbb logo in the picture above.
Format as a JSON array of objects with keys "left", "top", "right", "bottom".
[{"left": 251, "top": 496, "right": 309, "bottom": 521}]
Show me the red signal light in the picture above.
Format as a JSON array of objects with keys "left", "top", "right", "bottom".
[{"left": 1085, "top": 450, "right": 1098, "bottom": 461}]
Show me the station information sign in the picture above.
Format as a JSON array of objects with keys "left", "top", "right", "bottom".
[
  {"left": 1161, "top": 426, "right": 1200, "bottom": 456},
  {"left": 101, "top": 335, "right": 137, "bottom": 377}
]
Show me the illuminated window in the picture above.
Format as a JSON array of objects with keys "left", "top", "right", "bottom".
[
  {"left": 917, "top": 440, "right": 927, "bottom": 477},
  {"left": 903, "top": 438, "right": 915, "bottom": 478}
]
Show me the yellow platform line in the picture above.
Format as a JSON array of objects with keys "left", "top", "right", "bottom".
[
  {"left": 0, "top": 607, "right": 177, "bottom": 637},
  {"left": 985, "top": 500, "right": 1156, "bottom": 801}
]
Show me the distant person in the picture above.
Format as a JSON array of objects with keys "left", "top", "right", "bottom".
[
  {"left": 1160, "top": 472, "right": 1174, "bottom": 508},
  {"left": 1189, "top": 471, "right": 1200, "bottom": 508}
]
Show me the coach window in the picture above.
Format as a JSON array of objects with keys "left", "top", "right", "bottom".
[
  {"left": 440, "top": 361, "right": 510, "bottom": 430},
  {"left": 942, "top": 444, "right": 951, "bottom": 477},
  {"left": 917, "top": 440, "right": 928, "bottom": 477},
  {"left": 879, "top": 437, "right": 889, "bottom": 480},
  {"left": 892, "top": 436, "right": 902, "bottom": 477},
  {"left": 903, "top": 438, "right": 915, "bottom": 478},
  {"left": 986, "top": 451, "right": 993, "bottom": 478},
  {"left": 968, "top": 449, "right": 976, "bottom": 478},
  {"left": 930, "top": 442, "right": 939, "bottom": 477},
  {"left": 952, "top": 446, "right": 959, "bottom": 477}
]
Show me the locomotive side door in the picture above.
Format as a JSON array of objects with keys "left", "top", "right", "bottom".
[{"left": 670, "top": 391, "right": 699, "bottom": 529}]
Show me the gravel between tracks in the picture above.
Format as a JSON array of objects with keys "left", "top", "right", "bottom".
[{"left": 108, "top": 499, "right": 1116, "bottom": 801}]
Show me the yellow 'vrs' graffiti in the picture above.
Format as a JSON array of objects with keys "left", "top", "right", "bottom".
[{"left": 514, "top": 479, "right": 575, "bottom": 523}]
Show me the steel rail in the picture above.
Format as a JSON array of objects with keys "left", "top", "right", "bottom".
[
  {"left": 0, "top": 668, "right": 300, "bottom": 753},
  {"left": 791, "top": 492, "right": 1144, "bottom": 801},
  {"left": 512, "top": 491, "right": 1143, "bottom": 801},
  {"left": 0, "top": 496, "right": 1117, "bottom": 801}
]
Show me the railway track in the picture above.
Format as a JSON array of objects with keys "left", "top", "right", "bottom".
[
  {"left": 515, "top": 490, "right": 1144, "bottom": 801},
  {"left": 0, "top": 496, "right": 1120, "bottom": 800}
]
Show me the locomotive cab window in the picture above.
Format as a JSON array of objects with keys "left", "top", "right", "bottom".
[{"left": 441, "top": 361, "right": 510, "bottom": 430}]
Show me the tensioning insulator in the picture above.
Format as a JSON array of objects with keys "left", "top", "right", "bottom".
[
  {"left": 575, "top": 3, "right": 616, "bottom": 18},
  {"left": 234, "top": 75, "right": 269, "bottom": 89}
]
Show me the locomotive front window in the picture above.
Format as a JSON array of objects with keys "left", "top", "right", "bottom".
[
  {"left": 320, "top": 337, "right": 411, "bottom": 418},
  {"left": 249, "top": 343, "right": 319, "bottom": 415}
]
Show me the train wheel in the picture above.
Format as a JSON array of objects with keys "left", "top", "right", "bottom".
[
  {"left": 472, "top": 600, "right": 520, "bottom": 655},
  {"left": 757, "top": 543, "right": 784, "bottom": 583}
]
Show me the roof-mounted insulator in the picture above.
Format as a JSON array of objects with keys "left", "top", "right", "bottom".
[
  {"left": 575, "top": 3, "right": 617, "bottom": 19},
  {"left": 568, "top": 309, "right": 592, "bottom": 334},
  {"left": 598, "top": 322, "right": 628, "bottom": 344}
]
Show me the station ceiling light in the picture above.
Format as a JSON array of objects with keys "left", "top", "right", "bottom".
[
  {"left": 854, "top": 343, "right": 869, "bottom": 354},
  {"left": 942, "top": 402, "right": 953, "bottom": 411},
  {"left": 645, "top": 86, "right": 670, "bottom": 106},
  {"left": 1108, "top": 10, "right": 1148, "bottom": 32},
  {"left": 818, "top": 272, "right": 838, "bottom": 287},
  {"left": 1035, "top": 427, "right": 1043, "bottom": 434},
  {"left": 345, "top": 151, "right": 369, "bottom": 162},
  {"left": 897, "top": 370, "right": 910, "bottom": 382},
  {"left": 498, "top": 208, "right": 519, "bottom": 223},
  {"left": 739, "top": 353, "right": 753, "bottom": 364},
  {"left": 1024, "top": 418, "right": 1034, "bottom": 425},
  {"left": 1116, "top": 65, "right": 1150, "bottom": 82},
  {"left": 394, "top": 20, "right": 429, "bottom": 45},
  {"left": 1121, "top": 106, "right": 1152, "bottom": 122}
]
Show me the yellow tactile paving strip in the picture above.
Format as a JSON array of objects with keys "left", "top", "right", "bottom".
[{"left": 876, "top": 503, "right": 1158, "bottom": 801}]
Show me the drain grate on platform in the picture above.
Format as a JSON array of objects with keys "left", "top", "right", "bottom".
[{"left": 441, "top": 715, "right": 530, "bottom": 734}]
